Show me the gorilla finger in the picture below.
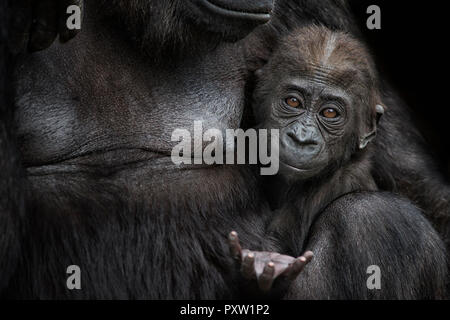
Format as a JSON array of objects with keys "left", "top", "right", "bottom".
[
  {"left": 228, "top": 231, "right": 242, "bottom": 261},
  {"left": 284, "top": 252, "right": 314, "bottom": 280},
  {"left": 59, "top": 0, "right": 83, "bottom": 43},
  {"left": 258, "top": 262, "right": 275, "bottom": 292},
  {"left": 303, "top": 251, "right": 314, "bottom": 261},
  {"left": 29, "top": 0, "right": 59, "bottom": 52},
  {"left": 8, "top": 0, "right": 32, "bottom": 54},
  {"left": 241, "top": 253, "right": 256, "bottom": 279}
]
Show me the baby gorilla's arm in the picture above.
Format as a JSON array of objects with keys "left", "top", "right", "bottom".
[{"left": 229, "top": 231, "right": 313, "bottom": 295}]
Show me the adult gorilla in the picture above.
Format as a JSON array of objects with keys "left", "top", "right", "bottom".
[
  {"left": 0, "top": 0, "right": 449, "bottom": 299},
  {"left": 3, "top": 0, "right": 278, "bottom": 299}
]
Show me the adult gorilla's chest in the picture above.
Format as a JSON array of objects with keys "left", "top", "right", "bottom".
[{"left": 14, "top": 28, "right": 248, "bottom": 186}]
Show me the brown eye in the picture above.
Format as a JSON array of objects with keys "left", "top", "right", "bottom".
[
  {"left": 321, "top": 108, "right": 339, "bottom": 119},
  {"left": 286, "top": 97, "right": 300, "bottom": 108}
]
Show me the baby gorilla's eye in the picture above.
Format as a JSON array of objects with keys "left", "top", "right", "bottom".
[
  {"left": 285, "top": 97, "right": 301, "bottom": 108},
  {"left": 321, "top": 108, "right": 339, "bottom": 119}
]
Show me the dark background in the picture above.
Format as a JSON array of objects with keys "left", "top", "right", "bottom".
[{"left": 348, "top": 0, "right": 450, "bottom": 176}]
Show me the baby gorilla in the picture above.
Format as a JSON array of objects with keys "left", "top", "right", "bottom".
[{"left": 229, "top": 26, "right": 447, "bottom": 299}]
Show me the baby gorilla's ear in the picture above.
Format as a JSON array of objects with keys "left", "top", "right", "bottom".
[
  {"left": 359, "top": 103, "right": 385, "bottom": 150},
  {"left": 375, "top": 104, "right": 385, "bottom": 124}
]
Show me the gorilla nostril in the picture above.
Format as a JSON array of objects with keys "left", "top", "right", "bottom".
[{"left": 301, "top": 140, "right": 318, "bottom": 146}]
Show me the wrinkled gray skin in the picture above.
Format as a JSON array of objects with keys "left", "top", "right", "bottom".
[{"left": 1, "top": 0, "right": 448, "bottom": 299}]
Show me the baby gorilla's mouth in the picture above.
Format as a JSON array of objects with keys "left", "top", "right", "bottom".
[{"left": 201, "top": 0, "right": 273, "bottom": 21}]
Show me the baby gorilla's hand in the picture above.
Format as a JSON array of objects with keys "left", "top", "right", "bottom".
[{"left": 228, "top": 231, "right": 313, "bottom": 295}]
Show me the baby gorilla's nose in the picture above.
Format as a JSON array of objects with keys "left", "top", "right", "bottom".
[
  {"left": 287, "top": 131, "right": 318, "bottom": 146},
  {"left": 283, "top": 127, "right": 322, "bottom": 158}
]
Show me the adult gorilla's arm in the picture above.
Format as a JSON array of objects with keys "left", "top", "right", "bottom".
[
  {"left": 288, "top": 192, "right": 447, "bottom": 299},
  {"left": 0, "top": 2, "right": 24, "bottom": 292},
  {"left": 9, "top": 0, "right": 82, "bottom": 54}
]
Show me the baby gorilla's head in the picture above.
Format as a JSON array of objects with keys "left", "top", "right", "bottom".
[{"left": 254, "top": 25, "right": 384, "bottom": 180}]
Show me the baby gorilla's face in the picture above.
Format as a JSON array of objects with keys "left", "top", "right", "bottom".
[
  {"left": 260, "top": 76, "right": 359, "bottom": 180},
  {"left": 253, "top": 26, "right": 382, "bottom": 180}
]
